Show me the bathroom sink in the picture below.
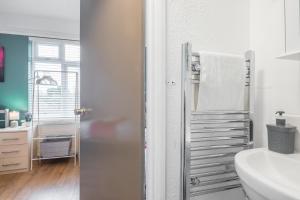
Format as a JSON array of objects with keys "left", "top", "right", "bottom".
[{"left": 235, "top": 148, "right": 300, "bottom": 200}]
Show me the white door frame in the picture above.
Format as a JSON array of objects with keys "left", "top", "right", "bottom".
[{"left": 145, "top": 0, "right": 167, "bottom": 200}]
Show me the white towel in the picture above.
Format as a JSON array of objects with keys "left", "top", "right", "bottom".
[{"left": 196, "top": 52, "right": 246, "bottom": 111}]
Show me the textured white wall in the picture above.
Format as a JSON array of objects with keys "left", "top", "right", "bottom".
[
  {"left": 250, "top": 0, "right": 300, "bottom": 151},
  {"left": 166, "top": 0, "right": 250, "bottom": 200}
]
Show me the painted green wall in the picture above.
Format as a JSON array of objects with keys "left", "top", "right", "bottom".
[{"left": 0, "top": 34, "right": 29, "bottom": 114}]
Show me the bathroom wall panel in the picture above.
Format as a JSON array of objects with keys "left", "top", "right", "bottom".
[{"left": 250, "top": 0, "right": 300, "bottom": 151}]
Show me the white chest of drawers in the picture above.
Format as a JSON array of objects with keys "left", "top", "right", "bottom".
[{"left": 0, "top": 127, "right": 30, "bottom": 174}]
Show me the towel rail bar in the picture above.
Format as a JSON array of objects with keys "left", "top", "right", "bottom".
[
  {"left": 192, "top": 111, "right": 249, "bottom": 115},
  {"left": 191, "top": 135, "right": 248, "bottom": 142},
  {"left": 190, "top": 184, "right": 242, "bottom": 197},
  {"left": 191, "top": 127, "right": 250, "bottom": 132},
  {"left": 191, "top": 152, "right": 237, "bottom": 161},
  {"left": 191, "top": 119, "right": 250, "bottom": 124},
  {"left": 190, "top": 169, "right": 236, "bottom": 178},
  {"left": 191, "top": 176, "right": 239, "bottom": 187},
  {"left": 191, "top": 143, "right": 250, "bottom": 151},
  {"left": 191, "top": 161, "right": 234, "bottom": 170},
  {"left": 191, "top": 127, "right": 249, "bottom": 133}
]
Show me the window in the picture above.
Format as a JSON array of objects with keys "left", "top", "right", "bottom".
[
  {"left": 65, "top": 44, "right": 80, "bottom": 62},
  {"left": 37, "top": 44, "right": 59, "bottom": 59},
  {"left": 29, "top": 38, "right": 80, "bottom": 121}
]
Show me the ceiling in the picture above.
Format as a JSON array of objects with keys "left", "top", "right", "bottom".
[{"left": 0, "top": 0, "right": 80, "bottom": 21}]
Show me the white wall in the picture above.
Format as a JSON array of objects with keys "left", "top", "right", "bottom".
[
  {"left": 0, "top": 13, "right": 79, "bottom": 40},
  {"left": 250, "top": 0, "right": 300, "bottom": 151},
  {"left": 166, "top": 0, "right": 250, "bottom": 200}
]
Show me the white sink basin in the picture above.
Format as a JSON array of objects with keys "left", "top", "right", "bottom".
[{"left": 235, "top": 148, "right": 300, "bottom": 200}]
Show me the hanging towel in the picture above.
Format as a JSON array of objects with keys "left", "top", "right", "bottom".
[{"left": 196, "top": 52, "right": 246, "bottom": 111}]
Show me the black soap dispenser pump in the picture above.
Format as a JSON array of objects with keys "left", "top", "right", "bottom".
[{"left": 275, "top": 111, "right": 286, "bottom": 126}]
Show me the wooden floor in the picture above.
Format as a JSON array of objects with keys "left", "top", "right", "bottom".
[{"left": 0, "top": 159, "right": 79, "bottom": 200}]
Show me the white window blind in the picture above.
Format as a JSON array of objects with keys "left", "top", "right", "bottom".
[{"left": 29, "top": 38, "right": 80, "bottom": 121}]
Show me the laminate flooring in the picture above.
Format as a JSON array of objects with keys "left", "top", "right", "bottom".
[{"left": 0, "top": 159, "right": 79, "bottom": 200}]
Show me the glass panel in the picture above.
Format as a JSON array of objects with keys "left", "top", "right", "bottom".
[
  {"left": 37, "top": 44, "right": 59, "bottom": 59},
  {"left": 80, "top": 0, "right": 144, "bottom": 199},
  {"left": 65, "top": 44, "right": 80, "bottom": 62}
]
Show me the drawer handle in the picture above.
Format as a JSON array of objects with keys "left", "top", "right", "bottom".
[
  {"left": 2, "top": 138, "right": 20, "bottom": 141},
  {"left": 2, "top": 163, "right": 20, "bottom": 167},
  {"left": 1, "top": 150, "right": 20, "bottom": 154}
]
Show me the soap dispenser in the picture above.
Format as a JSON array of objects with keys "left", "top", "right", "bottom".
[
  {"left": 275, "top": 111, "right": 286, "bottom": 126},
  {"left": 266, "top": 111, "right": 296, "bottom": 154}
]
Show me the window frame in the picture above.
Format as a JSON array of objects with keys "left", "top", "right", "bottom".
[
  {"left": 35, "top": 43, "right": 60, "bottom": 60},
  {"left": 31, "top": 38, "right": 80, "bottom": 69},
  {"left": 29, "top": 37, "right": 80, "bottom": 122}
]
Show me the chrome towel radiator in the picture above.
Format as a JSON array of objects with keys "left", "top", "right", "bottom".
[{"left": 181, "top": 43, "right": 254, "bottom": 199}]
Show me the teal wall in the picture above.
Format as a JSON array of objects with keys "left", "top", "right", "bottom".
[{"left": 0, "top": 34, "right": 29, "bottom": 115}]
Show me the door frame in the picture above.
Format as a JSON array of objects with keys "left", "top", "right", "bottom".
[{"left": 145, "top": 0, "right": 167, "bottom": 200}]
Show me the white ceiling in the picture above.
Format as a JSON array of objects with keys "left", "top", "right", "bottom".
[{"left": 0, "top": 0, "right": 80, "bottom": 21}]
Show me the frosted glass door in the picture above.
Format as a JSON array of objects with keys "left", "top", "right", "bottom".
[{"left": 80, "top": 0, "right": 145, "bottom": 200}]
